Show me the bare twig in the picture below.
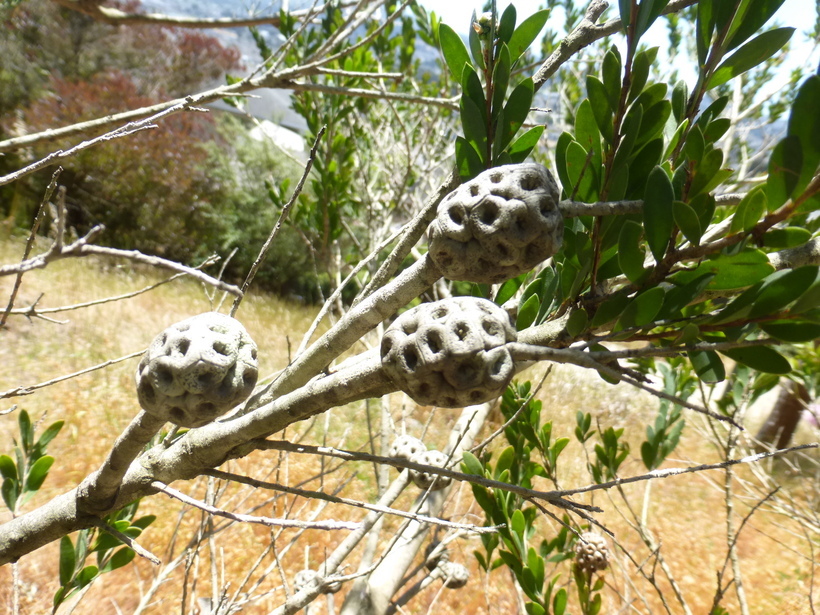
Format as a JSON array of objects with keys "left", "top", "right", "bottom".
[
  {"left": 88, "top": 517, "right": 161, "bottom": 565},
  {"left": 152, "top": 481, "right": 362, "bottom": 531}
]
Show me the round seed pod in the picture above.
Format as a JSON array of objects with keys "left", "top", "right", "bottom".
[
  {"left": 428, "top": 163, "right": 563, "bottom": 284},
  {"left": 574, "top": 532, "right": 609, "bottom": 574},
  {"left": 389, "top": 435, "right": 426, "bottom": 461},
  {"left": 135, "top": 312, "right": 258, "bottom": 428},
  {"left": 380, "top": 297, "right": 517, "bottom": 407},
  {"left": 424, "top": 541, "right": 450, "bottom": 571},
  {"left": 409, "top": 449, "right": 452, "bottom": 491},
  {"left": 437, "top": 561, "right": 470, "bottom": 589}
]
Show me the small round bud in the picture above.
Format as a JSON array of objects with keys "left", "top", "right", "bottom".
[
  {"left": 574, "top": 532, "right": 609, "bottom": 574},
  {"left": 135, "top": 312, "right": 258, "bottom": 428}
]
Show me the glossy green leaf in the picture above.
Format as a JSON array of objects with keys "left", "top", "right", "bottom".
[
  {"left": 555, "top": 131, "right": 574, "bottom": 196},
  {"left": 566, "top": 308, "right": 589, "bottom": 337},
  {"left": 674, "top": 250, "right": 775, "bottom": 290},
  {"left": 721, "top": 345, "right": 791, "bottom": 374},
  {"left": 586, "top": 76, "right": 614, "bottom": 144},
  {"left": 518, "top": 293, "right": 540, "bottom": 330},
  {"left": 689, "top": 350, "right": 726, "bottom": 383},
  {"left": 616, "top": 287, "right": 666, "bottom": 330},
  {"left": 576, "top": 99, "right": 603, "bottom": 162},
  {"left": 591, "top": 293, "right": 630, "bottom": 327},
  {"left": 643, "top": 166, "right": 675, "bottom": 262},
  {"left": 59, "top": 535, "right": 76, "bottom": 586},
  {"left": 766, "top": 135, "right": 803, "bottom": 210},
  {"left": 704, "top": 117, "right": 731, "bottom": 143},
  {"left": 1, "top": 478, "right": 18, "bottom": 512},
  {"left": 0, "top": 455, "right": 15, "bottom": 481},
  {"left": 498, "top": 4, "right": 517, "bottom": 44},
  {"left": 566, "top": 140, "right": 598, "bottom": 201},
  {"left": 508, "top": 126, "right": 545, "bottom": 163},
  {"left": 790, "top": 269, "right": 820, "bottom": 313},
  {"left": 635, "top": 0, "right": 671, "bottom": 38},
  {"left": 684, "top": 125, "right": 705, "bottom": 165},
  {"left": 671, "top": 80, "right": 688, "bottom": 124},
  {"left": 508, "top": 9, "right": 550, "bottom": 64},
  {"left": 35, "top": 420, "right": 64, "bottom": 451},
  {"left": 511, "top": 508, "right": 526, "bottom": 537},
  {"left": 707, "top": 27, "right": 795, "bottom": 89},
  {"left": 500, "top": 78, "right": 534, "bottom": 151},
  {"left": 726, "top": 0, "right": 788, "bottom": 50},
  {"left": 628, "top": 48, "right": 652, "bottom": 103},
  {"left": 553, "top": 588, "right": 568, "bottom": 615},
  {"left": 627, "top": 138, "right": 664, "bottom": 196},
  {"left": 463, "top": 65, "right": 487, "bottom": 122},
  {"left": 787, "top": 75, "right": 820, "bottom": 195},
  {"left": 673, "top": 201, "right": 703, "bottom": 245},
  {"left": 25, "top": 455, "right": 54, "bottom": 492},
  {"left": 618, "top": 220, "right": 646, "bottom": 283},
  {"left": 76, "top": 565, "right": 98, "bottom": 588},
  {"left": 761, "top": 321, "right": 820, "bottom": 342},
  {"left": 689, "top": 148, "right": 727, "bottom": 198},
  {"left": 439, "top": 23, "right": 472, "bottom": 83},
  {"left": 690, "top": 193, "right": 717, "bottom": 231},
  {"left": 614, "top": 105, "right": 642, "bottom": 168},
  {"left": 455, "top": 136, "right": 484, "bottom": 179},
  {"left": 492, "top": 44, "right": 512, "bottom": 118},
  {"left": 461, "top": 451, "right": 485, "bottom": 476},
  {"left": 730, "top": 187, "right": 767, "bottom": 233},
  {"left": 526, "top": 603, "right": 546, "bottom": 615},
  {"left": 461, "top": 94, "right": 487, "bottom": 159},
  {"left": 658, "top": 273, "right": 715, "bottom": 319},
  {"left": 761, "top": 226, "right": 812, "bottom": 248},
  {"left": 696, "top": 0, "right": 714, "bottom": 66},
  {"left": 748, "top": 266, "right": 819, "bottom": 318},
  {"left": 602, "top": 46, "right": 622, "bottom": 109},
  {"left": 102, "top": 547, "right": 136, "bottom": 573}
]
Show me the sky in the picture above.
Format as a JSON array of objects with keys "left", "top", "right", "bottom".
[{"left": 419, "top": 0, "right": 820, "bottom": 95}]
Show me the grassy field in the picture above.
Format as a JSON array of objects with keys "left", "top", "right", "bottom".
[{"left": 0, "top": 232, "right": 818, "bottom": 614}]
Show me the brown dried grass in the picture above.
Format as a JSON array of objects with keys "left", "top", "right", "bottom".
[{"left": 0, "top": 234, "right": 817, "bottom": 614}]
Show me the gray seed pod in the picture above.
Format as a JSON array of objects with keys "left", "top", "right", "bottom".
[
  {"left": 294, "top": 569, "right": 342, "bottom": 594},
  {"left": 429, "top": 163, "right": 563, "bottom": 284},
  {"left": 574, "top": 532, "right": 609, "bottom": 574},
  {"left": 424, "top": 541, "right": 450, "bottom": 571},
  {"left": 409, "top": 449, "right": 452, "bottom": 491},
  {"left": 437, "top": 561, "right": 470, "bottom": 589},
  {"left": 381, "top": 297, "right": 517, "bottom": 407},
  {"left": 389, "top": 435, "right": 426, "bottom": 461},
  {"left": 135, "top": 312, "right": 258, "bottom": 428}
]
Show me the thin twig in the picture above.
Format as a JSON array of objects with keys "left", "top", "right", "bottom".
[
  {"left": 231, "top": 126, "right": 326, "bottom": 316},
  {"left": 152, "top": 481, "right": 362, "bottom": 531},
  {"left": 88, "top": 517, "right": 161, "bottom": 565}
]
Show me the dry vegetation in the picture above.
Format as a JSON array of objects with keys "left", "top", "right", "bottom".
[{"left": 0, "top": 232, "right": 818, "bottom": 614}]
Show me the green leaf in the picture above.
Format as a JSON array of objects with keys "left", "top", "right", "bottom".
[
  {"left": 671, "top": 80, "right": 688, "bottom": 124},
  {"left": 102, "top": 547, "right": 136, "bottom": 573},
  {"left": 689, "top": 350, "right": 726, "bottom": 383},
  {"left": 508, "top": 9, "right": 550, "bottom": 64},
  {"left": 462, "top": 451, "right": 485, "bottom": 476},
  {"left": 635, "top": 0, "right": 671, "bottom": 38},
  {"left": 553, "top": 588, "right": 568, "bottom": 615},
  {"left": 439, "top": 24, "right": 472, "bottom": 84},
  {"left": 628, "top": 48, "right": 652, "bottom": 103},
  {"left": 696, "top": 0, "right": 714, "bottom": 66},
  {"left": 59, "top": 535, "right": 76, "bottom": 586},
  {"left": 586, "top": 77, "right": 614, "bottom": 144},
  {"left": 761, "top": 226, "right": 812, "bottom": 248},
  {"left": 461, "top": 94, "right": 487, "bottom": 160},
  {"left": 790, "top": 269, "right": 820, "bottom": 313},
  {"left": 511, "top": 509, "right": 526, "bottom": 537},
  {"left": 2, "top": 478, "right": 18, "bottom": 512},
  {"left": 35, "top": 420, "right": 64, "bottom": 452},
  {"left": 689, "top": 149, "right": 729, "bottom": 198},
  {"left": 25, "top": 455, "right": 54, "bottom": 492},
  {"left": 76, "top": 565, "right": 99, "bottom": 588},
  {"left": 761, "top": 321, "right": 820, "bottom": 342},
  {"left": 673, "top": 201, "right": 703, "bottom": 246},
  {"left": 658, "top": 273, "right": 715, "bottom": 319},
  {"left": 464, "top": 66, "right": 487, "bottom": 123},
  {"left": 500, "top": 78, "right": 534, "bottom": 151},
  {"left": 788, "top": 76, "right": 820, "bottom": 195},
  {"left": 556, "top": 132, "right": 574, "bottom": 196},
  {"left": 566, "top": 140, "right": 598, "bottom": 201},
  {"left": 576, "top": 99, "right": 603, "bottom": 162},
  {"left": 766, "top": 135, "right": 803, "bottom": 211},
  {"left": 492, "top": 44, "right": 512, "bottom": 118},
  {"left": 518, "top": 294, "right": 540, "bottom": 330},
  {"left": 498, "top": 4, "right": 517, "bottom": 44},
  {"left": 602, "top": 47, "right": 621, "bottom": 110},
  {"left": 566, "top": 308, "right": 589, "bottom": 338},
  {"left": 707, "top": 27, "right": 795, "bottom": 89},
  {"left": 0, "top": 455, "right": 15, "bottom": 481},
  {"left": 721, "top": 346, "right": 791, "bottom": 374},
  {"left": 526, "top": 603, "right": 546, "bottom": 615},
  {"left": 616, "top": 287, "right": 666, "bottom": 330},
  {"left": 674, "top": 250, "right": 775, "bottom": 291},
  {"left": 726, "top": 0, "right": 787, "bottom": 50},
  {"left": 19, "top": 410, "right": 32, "bottom": 454},
  {"left": 455, "top": 136, "right": 484, "bottom": 179},
  {"left": 508, "top": 126, "right": 545, "bottom": 163},
  {"left": 618, "top": 220, "right": 646, "bottom": 283},
  {"left": 643, "top": 166, "right": 675, "bottom": 262},
  {"left": 748, "top": 266, "right": 819, "bottom": 318},
  {"left": 591, "top": 293, "right": 630, "bottom": 328},
  {"left": 730, "top": 187, "right": 767, "bottom": 233},
  {"left": 614, "top": 105, "right": 642, "bottom": 168},
  {"left": 704, "top": 117, "right": 731, "bottom": 143}
]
